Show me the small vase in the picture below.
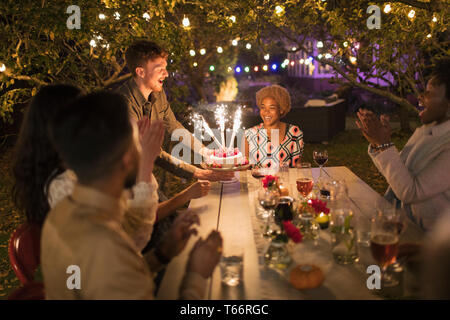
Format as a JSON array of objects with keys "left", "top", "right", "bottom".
[{"left": 264, "top": 239, "right": 292, "bottom": 270}]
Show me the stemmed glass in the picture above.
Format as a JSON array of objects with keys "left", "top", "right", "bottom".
[
  {"left": 296, "top": 162, "right": 314, "bottom": 201},
  {"left": 313, "top": 150, "right": 328, "bottom": 197},
  {"left": 258, "top": 188, "right": 280, "bottom": 237},
  {"left": 370, "top": 210, "right": 400, "bottom": 287}
]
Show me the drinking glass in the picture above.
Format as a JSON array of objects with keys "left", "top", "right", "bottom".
[
  {"left": 258, "top": 188, "right": 280, "bottom": 237},
  {"left": 251, "top": 165, "right": 266, "bottom": 180},
  {"left": 296, "top": 162, "right": 314, "bottom": 201},
  {"left": 330, "top": 209, "right": 358, "bottom": 264},
  {"left": 220, "top": 245, "right": 244, "bottom": 287},
  {"left": 370, "top": 211, "right": 400, "bottom": 287},
  {"left": 313, "top": 150, "right": 328, "bottom": 197}
]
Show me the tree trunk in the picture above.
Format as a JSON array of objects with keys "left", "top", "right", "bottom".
[{"left": 397, "top": 105, "right": 412, "bottom": 133}]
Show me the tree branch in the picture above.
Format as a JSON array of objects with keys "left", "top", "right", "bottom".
[{"left": 3, "top": 69, "right": 48, "bottom": 86}]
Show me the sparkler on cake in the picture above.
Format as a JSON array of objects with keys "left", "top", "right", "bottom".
[{"left": 192, "top": 105, "right": 249, "bottom": 169}]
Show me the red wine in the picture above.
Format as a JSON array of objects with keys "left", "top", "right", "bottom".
[
  {"left": 296, "top": 178, "right": 314, "bottom": 197},
  {"left": 370, "top": 234, "right": 399, "bottom": 268},
  {"left": 314, "top": 156, "right": 328, "bottom": 166}
]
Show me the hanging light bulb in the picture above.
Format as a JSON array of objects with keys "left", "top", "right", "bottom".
[
  {"left": 317, "top": 41, "right": 324, "bottom": 48},
  {"left": 291, "top": 47, "right": 297, "bottom": 51},
  {"left": 244, "top": 66, "right": 250, "bottom": 73},
  {"left": 349, "top": 56, "right": 357, "bottom": 64},
  {"left": 227, "top": 66, "right": 232, "bottom": 72},
  {"left": 264, "top": 54, "right": 270, "bottom": 61},
  {"left": 235, "top": 66, "right": 241, "bottom": 73},
  {"left": 262, "top": 65, "right": 268, "bottom": 71},
  {"left": 318, "top": 54, "right": 323, "bottom": 59},
  {"left": 189, "top": 50, "right": 196, "bottom": 56},
  {"left": 193, "top": 62, "right": 198, "bottom": 67},
  {"left": 383, "top": 4, "right": 391, "bottom": 14},
  {"left": 143, "top": 13, "right": 150, "bottom": 21},
  {"left": 254, "top": 66, "right": 259, "bottom": 72},
  {"left": 232, "top": 39, "right": 238, "bottom": 46},
  {"left": 217, "top": 47, "right": 223, "bottom": 53},
  {"left": 246, "top": 43, "right": 252, "bottom": 50},
  {"left": 343, "top": 41, "right": 349, "bottom": 47},
  {"left": 432, "top": 16, "right": 437, "bottom": 22},
  {"left": 229, "top": 16, "right": 236, "bottom": 23},
  {"left": 200, "top": 48, "right": 206, "bottom": 55},
  {"left": 299, "top": 59, "right": 304, "bottom": 64},
  {"left": 325, "top": 53, "right": 332, "bottom": 59},
  {"left": 98, "top": 13, "right": 106, "bottom": 20},
  {"left": 89, "top": 39, "right": 97, "bottom": 47},
  {"left": 283, "top": 59, "right": 289, "bottom": 65},
  {"left": 0, "top": 63, "right": 6, "bottom": 72},
  {"left": 209, "top": 65, "right": 215, "bottom": 71},
  {"left": 182, "top": 16, "right": 190, "bottom": 28},
  {"left": 275, "top": 5, "right": 284, "bottom": 16},
  {"left": 114, "top": 12, "right": 120, "bottom": 20},
  {"left": 408, "top": 10, "right": 415, "bottom": 19},
  {"left": 290, "top": 61, "right": 295, "bottom": 66},
  {"left": 271, "top": 64, "right": 277, "bottom": 70},
  {"left": 426, "top": 33, "right": 432, "bottom": 38}
]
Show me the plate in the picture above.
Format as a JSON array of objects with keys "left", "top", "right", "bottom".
[{"left": 201, "top": 163, "right": 251, "bottom": 172}]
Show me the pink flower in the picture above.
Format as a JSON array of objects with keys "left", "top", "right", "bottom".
[
  {"left": 262, "top": 175, "right": 278, "bottom": 189},
  {"left": 308, "top": 199, "right": 330, "bottom": 214},
  {"left": 282, "top": 221, "right": 303, "bottom": 243}
]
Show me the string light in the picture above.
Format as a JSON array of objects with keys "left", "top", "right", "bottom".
[
  {"left": 283, "top": 59, "right": 289, "bottom": 65},
  {"left": 318, "top": 54, "right": 323, "bottom": 59},
  {"left": 354, "top": 43, "right": 360, "bottom": 49},
  {"left": 217, "top": 47, "right": 223, "bottom": 53},
  {"left": 189, "top": 50, "right": 196, "bottom": 56},
  {"left": 281, "top": 63, "right": 286, "bottom": 69},
  {"left": 229, "top": 16, "right": 236, "bottom": 23},
  {"left": 291, "top": 47, "right": 297, "bottom": 51},
  {"left": 193, "top": 62, "right": 198, "bottom": 67},
  {"left": 182, "top": 16, "right": 190, "bottom": 28},
  {"left": 325, "top": 53, "right": 332, "bottom": 59},
  {"left": 89, "top": 39, "right": 97, "bottom": 47},
  {"left": 227, "top": 66, "right": 232, "bottom": 72},
  {"left": 264, "top": 54, "right": 270, "bottom": 61},
  {"left": 350, "top": 56, "right": 357, "bottom": 64},
  {"left": 271, "top": 64, "right": 277, "bottom": 70},
  {"left": 317, "top": 41, "right": 324, "bottom": 48},
  {"left": 200, "top": 48, "right": 206, "bottom": 55},
  {"left": 299, "top": 59, "right": 304, "bottom": 64},
  {"left": 427, "top": 33, "right": 432, "bottom": 38},
  {"left": 244, "top": 66, "right": 250, "bottom": 73},
  {"left": 143, "top": 13, "right": 150, "bottom": 20},
  {"left": 0, "top": 63, "right": 6, "bottom": 72},
  {"left": 262, "top": 65, "right": 268, "bottom": 71},
  {"left": 343, "top": 41, "right": 349, "bottom": 47},
  {"left": 254, "top": 66, "right": 259, "bottom": 72},
  {"left": 408, "top": 10, "right": 415, "bottom": 19},
  {"left": 114, "top": 12, "right": 120, "bottom": 20},
  {"left": 209, "top": 65, "right": 215, "bottom": 71},
  {"left": 232, "top": 39, "right": 238, "bottom": 46},
  {"left": 275, "top": 5, "right": 284, "bottom": 16},
  {"left": 246, "top": 43, "right": 252, "bottom": 50},
  {"left": 305, "top": 59, "right": 311, "bottom": 65},
  {"left": 290, "top": 61, "right": 295, "bottom": 66},
  {"left": 432, "top": 16, "right": 437, "bottom": 22},
  {"left": 235, "top": 66, "right": 241, "bottom": 73},
  {"left": 99, "top": 13, "right": 106, "bottom": 20},
  {"left": 383, "top": 4, "right": 391, "bottom": 14}
]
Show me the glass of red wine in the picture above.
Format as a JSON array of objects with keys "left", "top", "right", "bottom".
[
  {"left": 313, "top": 150, "right": 329, "bottom": 197},
  {"left": 251, "top": 165, "right": 266, "bottom": 180},
  {"left": 370, "top": 210, "right": 400, "bottom": 287}
]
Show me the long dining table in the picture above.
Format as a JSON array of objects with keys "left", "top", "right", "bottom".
[{"left": 156, "top": 166, "right": 424, "bottom": 300}]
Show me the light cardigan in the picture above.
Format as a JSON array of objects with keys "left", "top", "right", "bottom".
[{"left": 368, "top": 120, "right": 450, "bottom": 231}]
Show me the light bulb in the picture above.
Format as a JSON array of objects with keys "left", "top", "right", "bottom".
[
  {"left": 408, "top": 10, "right": 415, "bottom": 19},
  {"left": 189, "top": 50, "right": 195, "bottom": 56},
  {"left": 143, "top": 13, "right": 150, "bottom": 20},
  {"left": 200, "top": 48, "right": 206, "bottom": 55},
  {"left": 99, "top": 13, "right": 106, "bottom": 20},
  {"left": 317, "top": 41, "right": 324, "bottom": 48},
  {"left": 217, "top": 47, "right": 223, "bottom": 53},
  {"left": 264, "top": 54, "right": 270, "bottom": 60},
  {"left": 182, "top": 16, "right": 190, "bottom": 28},
  {"left": 383, "top": 4, "right": 391, "bottom": 14},
  {"left": 246, "top": 43, "right": 251, "bottom": 50}
]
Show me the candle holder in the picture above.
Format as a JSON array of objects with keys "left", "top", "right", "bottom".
[{"left": 315, "top": 212, "right": 330, "bottom": 229}]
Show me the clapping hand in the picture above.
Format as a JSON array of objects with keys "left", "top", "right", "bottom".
[
  {"left": 187, "top": 230, "right": 223, "bottom": 279},
  {"left": 356, "top": 109, "right": 392, "bottom": 146},
  {"left": 137, "top": 118, "right": 164, "bottom": 182},
  {"left": 158, "top": 211, "right": 200, "bottom": 260}
]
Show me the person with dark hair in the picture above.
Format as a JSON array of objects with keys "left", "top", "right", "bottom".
[
  {"left": 12, "top": 84, "right": 83, "bottom": 226},
  {"left": 356, "top": 58, "right": 450, "bottom": 231},
  {"left": 42, "top": 91, "right": 222, "bottom": 299},
  {"left": 116, "top": 40, "right": 234, "bottom": 182}
]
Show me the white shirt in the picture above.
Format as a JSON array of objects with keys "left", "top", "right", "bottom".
[
  {"left": 368, "top": 120, "right": 450, "bottom": 231},
  {"left": 47, "top": 170, "right": 159, "bottom": 252}
]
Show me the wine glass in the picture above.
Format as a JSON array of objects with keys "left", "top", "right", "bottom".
[
  {"left": 296, "top": 162, "right": 314, "bottom": 201},
  {"left": 251, "top": 165, "right": 266, "bottom": 180},
  {"left": 258, "top": 188, "right": 280, "bottom": 237},
  {"left": 370, "top": 211, "right": 400, "bottom": 287},
  {"left": 313, "top": 150, "right": 328, "bottom": 197}
]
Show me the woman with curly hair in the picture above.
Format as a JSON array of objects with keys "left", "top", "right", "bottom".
[
  {"left": 244, "top": 84, "right": 304, "bottom": 168},
  {"left": 12, "top": 84, "right": 83, "bottom": 227}
]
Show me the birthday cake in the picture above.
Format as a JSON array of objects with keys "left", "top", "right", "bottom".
[{"left": 206, "top": 147, "right": 248, "bottom": 169}]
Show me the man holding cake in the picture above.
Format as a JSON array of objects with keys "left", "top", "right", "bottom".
[{"left": 117, "top": 40, "right": 234, "bottom": 182}]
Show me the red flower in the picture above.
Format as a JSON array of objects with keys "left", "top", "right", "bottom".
[
  {"left": 308, "top": 199, "right": 330, "bottom": 214},
  {"left": 262, "top": 175, "right": 278, "bottom": 188},
  {"left": 282, "top": 221, "right": 303, "bottom": 243}
]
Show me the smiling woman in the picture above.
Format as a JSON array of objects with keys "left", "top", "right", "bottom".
[{"left": 244, "top": 85, "right": 304, "bottom": 168}]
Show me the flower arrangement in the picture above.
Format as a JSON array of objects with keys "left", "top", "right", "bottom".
[
  {"left": 282, "top": 221, "right": 304, "bottom": 243},
  {"left": 262, "top": 175, "right": 279, "bottom": 191},
  {"left": 299, "top": 198, "right": 330, "bottom": 229}
]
